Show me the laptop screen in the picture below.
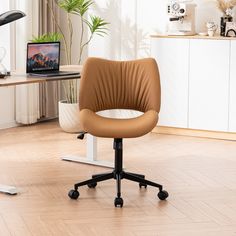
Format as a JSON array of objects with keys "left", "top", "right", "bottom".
[{"left": 26, "top": 42, "right": 60, "bottom": 73}]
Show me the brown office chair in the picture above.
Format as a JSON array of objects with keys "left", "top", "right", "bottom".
[{"left": 68, "top": 57, "right": 168, "bottom": 207}]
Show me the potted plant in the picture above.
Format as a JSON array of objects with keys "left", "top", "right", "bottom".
[{"left": 35, "top": 0, "right": 109, "bottom": 132}]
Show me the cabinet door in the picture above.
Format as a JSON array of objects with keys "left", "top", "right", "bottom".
[
  {"left": 189, "top": 39, "right": 230, "bottom": 132},
  {"left": 229, "top": 40, "right": 236, "bottom": 132},
  {"left": 151, "top": 38, "right": 189, "bottom": 128}
]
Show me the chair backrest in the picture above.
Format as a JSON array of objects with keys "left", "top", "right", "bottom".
[{"left": 79, "top": 57, "right": 161, "bottom": 113}]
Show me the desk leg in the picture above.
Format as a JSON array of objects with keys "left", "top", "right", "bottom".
[
  {"left": 0, "top": 184, "right": 18, "bottom": 195},
  {"left": 62, "top": 134, "right": 114, "bottom": 168}
]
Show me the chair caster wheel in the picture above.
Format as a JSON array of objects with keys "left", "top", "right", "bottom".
[
  {"left": 158, "top": 190, "right": 169, "bottom": 200},
  {"left": 139, "top": 183, "right": 147, "bottom": 188},
  {"left": 77, "top": 132, "right": 87, "bottom": 140},
  {"left": 68, "top": 189, "right": 80, "bottom": 200},
  {"left": 114, "top": 197, "right": 123, "bottom": 207},
  {"left": 87, "top": 183, "right": 97, "bottom": 188}
]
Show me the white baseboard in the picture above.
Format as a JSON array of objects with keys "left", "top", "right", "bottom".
[
  {"left": 0, "top": 121, "right": 19, "bottom": 130},
  {"left": 153, "top": 126, "right": 236, "bottom": 141},
  {"left": 0, "top": 117, "right": 58, "bottom": 130}
]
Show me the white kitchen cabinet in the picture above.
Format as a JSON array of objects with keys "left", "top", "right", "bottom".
[
  {"left": 229, "top": 40, "right": 236, "bottom": 132},
  {"left": 188, "top": 39, "right": 230, "bottom": 132},
  {"left": 151, "top": 38, "right": 189, "bottom": 128},
  {"left": 151, "top": 35, "right": 236, "bottom": 134}
]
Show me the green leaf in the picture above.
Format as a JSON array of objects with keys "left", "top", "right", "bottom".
[
  {"left": 87, "top": 15, "right": 109, "bottom": 36},
  {"left": 73, "top": 0, "right": 93, "bottom": 16},
  {"left": 57, "top": 0, "right": 80, "bottom": 13},
  {"left": 57, "top": 0, "right": 93, "bottom": 15},
  {"left": 31, "top": 32, "right": 62, "bottom": 42}
]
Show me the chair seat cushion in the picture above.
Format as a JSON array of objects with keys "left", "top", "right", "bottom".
[{"left": 80, "top": 109, "right": 158, "bottom": 138}]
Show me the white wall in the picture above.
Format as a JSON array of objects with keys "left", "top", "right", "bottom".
[
  {"left": 0, "top": 0, "right": 39, "bottom": 129},
  {"left": 0, "top": 0, "right": 15, "bottom": 129},
  {"left": 88, "top": 0, "right": 236, "bottom": 59},
  {"left": 0, "top": 3, "right": 11, "bottom": 71}
]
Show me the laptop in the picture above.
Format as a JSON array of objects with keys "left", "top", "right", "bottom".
[{"left": 26, "top": 42, "right": 80, "bottom": 77}]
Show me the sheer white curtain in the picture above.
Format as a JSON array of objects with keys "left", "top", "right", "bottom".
[{"left": 12, "top": 0, "right": 40, "bottom": 124}]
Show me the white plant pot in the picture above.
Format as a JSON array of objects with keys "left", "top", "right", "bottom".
[{"left": 58, "top": 101, "right": 80, "bottom": 133}]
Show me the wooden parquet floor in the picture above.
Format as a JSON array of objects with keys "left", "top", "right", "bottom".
[{"left": 1, "top": 121, "right": 236, "bottom": 235}]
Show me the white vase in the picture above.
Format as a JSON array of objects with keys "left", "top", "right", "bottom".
[
  {"left": 208, "top": 30, "right": 215, "bottom": 37},
  {"left": 58, "top": 101, "right": 80, "bottom": 133}
]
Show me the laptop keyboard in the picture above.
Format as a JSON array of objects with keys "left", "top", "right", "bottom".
[{"left": 29, "top": 71, "right": 80, "bottom": 77}]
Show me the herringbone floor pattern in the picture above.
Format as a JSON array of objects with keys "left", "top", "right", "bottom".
[{"left": 0, "top": 121, "right": 236, "bottom": 235}]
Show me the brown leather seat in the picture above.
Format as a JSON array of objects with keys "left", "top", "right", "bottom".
[
  {"left": 79, "top": 57, "right": 161, "bottom": 138},
  {"left": 68, "top": 57, "right": 168, "bottom": 207},
  {"left": 80, "top": 109, "right": 157, "bottom": 138}
]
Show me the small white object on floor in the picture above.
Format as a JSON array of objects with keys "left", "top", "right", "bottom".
[{"left": 0, "top": 184, "right": 18, "bottom": 195}]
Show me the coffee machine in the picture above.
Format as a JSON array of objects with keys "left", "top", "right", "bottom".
[{"left": 167, "top": 1, "right": 196, "bottom": 36}]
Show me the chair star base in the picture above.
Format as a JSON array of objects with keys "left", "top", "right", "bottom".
[{"left": 68, "top": 138, "right": 169, "bottom": 207}]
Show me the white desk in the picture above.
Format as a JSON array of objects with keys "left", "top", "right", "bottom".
[
  {"left": 62, "top": 134, "right": 113, "bottom": 168},
  {"left": 0, "top": 66, "right": 112, "bottom": 195}
]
